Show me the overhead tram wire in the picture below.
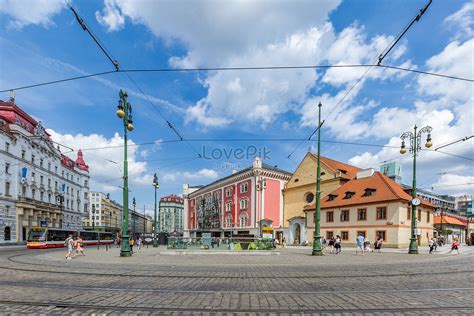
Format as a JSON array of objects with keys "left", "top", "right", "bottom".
[
  {"left": 2, "top": 64, "right": 473, "bottom": 94},
  {"left": 65, "top": 1, "right": 202, "bottom": 159},
  {"left": 286, "top": 0, "right": 435, "bottom": 160}
]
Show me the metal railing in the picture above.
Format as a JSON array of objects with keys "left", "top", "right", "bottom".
[{"left": 167, "top": 237, "right": 275, "bottom": 251}]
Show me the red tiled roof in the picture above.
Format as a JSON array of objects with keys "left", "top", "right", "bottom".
[
  {"left": 434, "top": 215, "right": 466, "bottom": 227},
  {"left": 304, "top": 171, "right": 434, "bottom": 210},
  {"left": 310, "top": 152, "right": 360, "bottom": 179}
]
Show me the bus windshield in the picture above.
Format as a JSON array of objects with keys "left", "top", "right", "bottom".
[{"left": 28, "top": 229, "right": 46, "bottom": 242}]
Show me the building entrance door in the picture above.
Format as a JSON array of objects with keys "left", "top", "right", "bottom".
[{"left": 294, "top": 223, "right": 301, "bottom": 245}]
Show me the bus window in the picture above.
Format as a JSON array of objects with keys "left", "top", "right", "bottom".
[
  {"left": 99, "top": 233, "right": 113, "bottom": 240},
  {"left": 28, "top": 229, "right": 46, "bottom": 242}
]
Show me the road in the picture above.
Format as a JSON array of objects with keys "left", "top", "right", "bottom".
[{"left": 0, "top": 245, "right": 473, "bottom": 315}]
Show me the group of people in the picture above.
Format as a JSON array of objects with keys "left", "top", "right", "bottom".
[
  {"left": 322, "top": 236, "right": 342, "bottom": 254},
  {"left": 65, "top": 234, "right": 84, "bottom": 260},
  {"left": 429, "top": 236, "right": 462, "bottom": 254},
  {"left": 355, "top": 234, "right": 384, "bottom": 256}
]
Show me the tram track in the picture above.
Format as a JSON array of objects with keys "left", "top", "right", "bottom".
[
  {"left": 2, "top": 279, "right": 474, "bottom": 295},
  {"left": 0, "top": 299, "right": 473, "bottom": 314}
]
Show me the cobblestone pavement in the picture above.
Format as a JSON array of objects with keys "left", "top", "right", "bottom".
[{"left": 0, "top": 245, "right": 473, "bottom": 315}]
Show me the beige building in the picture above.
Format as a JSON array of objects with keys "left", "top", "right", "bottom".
[
  {"left": 84, "top": 192, "right": 121, "bottom": 234},
  {"left": 282, "top": 152, "right": 359, "bottom": 244},
  {"left": 305, "top": 169, "right": 435, "bottom": 248}
]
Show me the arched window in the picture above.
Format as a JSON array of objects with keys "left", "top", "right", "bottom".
[
  {"left": 4, "top": 227, "right": 11, "bottom": 241},
  {"left": 239, "top": 213, "right": 248, "bottom": 227},
  {"left": 225, "top": 215, "right": 232, "bottom": 228}
]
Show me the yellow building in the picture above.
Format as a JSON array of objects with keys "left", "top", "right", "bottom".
[
  {"left": 282, "top": 152, "right": 359, "bottom": 244},
  {"left": 304, "top": 169, "right": 435, "bottom": 248}
]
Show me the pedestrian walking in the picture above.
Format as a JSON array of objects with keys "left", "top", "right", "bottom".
[
  {"left": 75, "top": 235, "right": 84, "bottom": 256},
  {"left": 428, "top": 238, "right": 435, "bottom": 254},
  {"left": 449, "top": 238, "right": 461, "bottom": 254},
  {"left": 374, "top": 238, "right": 383, "bottom": 253},
  {"left": 136, "top": 236, "right": 142, "bottom": 250},
  {"left": 129, "top": 238, "right": 135, "bottom": 253},
  {"left": 356, "top": 233, "right": 365, "bottom": 256},
  {"left": 328, "top": 237, "right": 335, "bottom": 254},
  {"left": 432, "top": 237, "right": 438, "bottom": 252},
  {"left": 364, "top": 237, "right": 373, "bottom": 253},
  {"left": 65, "top": 234, "right": 74, "bottom": 260},
  {"left": 334, "top": 235, "right": 342, "bottom": 254}
]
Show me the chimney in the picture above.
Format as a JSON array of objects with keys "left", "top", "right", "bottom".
[
  {"left": 253, "top": 156, "right": 262, "bottom": 169},
  {"left": 356, "top": 168, "right": 375, "bottom": 179}
]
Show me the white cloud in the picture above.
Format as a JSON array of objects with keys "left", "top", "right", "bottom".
[
  {"left": 95, "top": 0, "right": 125, "bottom": 31},
  {"left": 47, "top": 129, "right": 150, "bottom": 192},
  {"left": 0, "top": 0, "right": 64, "bottom": 28},
  {"left": 430, "top": 174, "right": 474, "bottom": 195},
  {"left": 162, "top": 168, "right": 218, "bottom": 184},
  {"left": 445, "top": 2, "right": 474, "bottom": 40}
]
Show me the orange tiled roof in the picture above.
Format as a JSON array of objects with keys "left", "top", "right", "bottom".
[
  {"left": 304, "top": 171, "right": 434, "bottom": 210},
  {"left": 434, "top": 215, "right": 466, "bottom": 227},
  {"left": 310, "top": 152, "right": 360, "bottom": 179}
]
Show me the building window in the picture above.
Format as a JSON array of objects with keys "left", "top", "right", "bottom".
[
  {"left": 40, "top": 159, "right": 43, "bottom": 168},
  {"left": 240, "top": 182, "right": 248, "bottom": 193},
  {"left": 31, "top": 154, "right": 35, "bottom": 164},
  {"left": 326, "top": 211, "right": 334, "bottom": 222},
  {"left": 327, "top": 194, "right": 337, "bottom": 201},
  {"left": 226, "top": 202, "right": 232, "bottom": 212},
  {"left": 357, "top": 231, "right": 367, "bottom": 238},
  {"left": 5, "top": 182, "right": 10, "bottom": 196},
  {"left": 40, "top": 191, "right": 44, "bottom": 201},
  {"left": 326, "top": 231, "right": 334, "bottom": 239},
  {"left": 418, "top": 209, "right": 422, "bottom": 221},
  {"left": 363, "top": 188, "right": 376, "bottom": 196},
  {"left": 226, "top": 187, "right": 232, "bottom": 197},
  {"left": 48, "top": 179, "right": 51, "bottom": 188},
  {"left": 48, "top": 194, "right": 51, "bottom": 203},
  {"left": 22, "top": 186, "right": 26, "bottom": 196},
  {"left": 48, "top": 163, "right": 51, "bottom": 171},
  {"left": 5, "top": 206, "right": 10, "bottom": 215},
  {"left": 341, "top": 231, "right": 349, "bottom": 240},
  {"left": 376, "top": 207, "right": 387, "bottom": 220},
  {"left": 5, "top": 163, "right": 9, "bottom": 174},
  {"left": 4, "top": 227, "right": 11, "bottom": 241},
  {"left": 357, "top": 209, "right": 367, "bottom": 221},
  {"left": 376, "top": 230, "right": 386, "bottom": 241},
  {"left": 239, "top": 213, "right": 248, "bottom": 227},
  {"left": 340, "top": 210, "right": 349, "bottom": 222},
  {"left": 344, "top": 191, "right": 355, "bottom": 199},
  {"left": 55, "top": 166, "right": 58, "bottom": 173},
  {"left": 239, "top": 199, "right": 248, "bottom": 209},
  {"left": 40, "top": 176, "right": 44, "bottom": 185},
  {"left": 305, "top": 192, "right": 315, "bottom": 203},
  {"left": 426, "top": 211, "right": 430, "bottom": 223},
  {"left": 21, "top": 150, "right": 25, "bottom": 159},
  {"left": 225, "top": 215, "right": 232, "bottom": 228},
  {"left": 5, "top": 142, "right": 10, "bottom": 152},
  {"left": 407, "top": 207, "right": 411, "bottom": 220},
  {"left": 32, "top": 189, "right": 36, "bottom": 199}
]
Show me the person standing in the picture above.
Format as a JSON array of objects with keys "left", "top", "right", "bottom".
[
  {"left": 356, "top": 233, "right": 365, "bottom": 256},
  {"left": 334, "top": 235, "right": 342, "bottom": 254},
  {"left": 76, "top": 235, "right": 84, "bottom": 256},
  {"left": 65, "top": 234, "right": 74, "bottom": 260},
  {"left": 328, "top": 237, "right": 335, "bottom": 254},
  {"left": 428, "top": 238, "right": 435, "bottom": 254},
  {"left": 449, "top": 238, "right": 461, "bottom": 254},
  {"left": 136, "top": 236, "right": 142, "bottom": 251},
  {"left": 129, "top": 238, "right": 135, "bottom": 254}
]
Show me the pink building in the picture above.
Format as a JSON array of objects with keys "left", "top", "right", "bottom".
[{"left": 183, "top": 157, "right": 291, "bottom": 238}]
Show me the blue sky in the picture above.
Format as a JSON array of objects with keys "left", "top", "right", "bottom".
[{"left": 0, "top": 0, "right": 472, "bottom": 212}]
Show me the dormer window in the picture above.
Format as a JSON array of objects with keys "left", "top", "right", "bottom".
[
  {"left": 338, "top": 169, "right": 347, "bottom": 174},
  {"left": 344, "top": 191, "right": 355, "bottom": 199},
  {"left": 328, "top": 194, "right": 338, "bottom": 201},
  {"left": 363, "top": 188, "right": 376, "bottom": 196}
]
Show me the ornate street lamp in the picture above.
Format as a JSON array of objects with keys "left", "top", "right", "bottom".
[
  {"left": 132, "top": 197, "right": 136, "bottom": 240},
  {"left": 312, "top": 102, "right": 324, "bottom": 256},
  {"left": 400, "top": 124, "right": 433, "bottom": 254},
  {"left": 153, "top": 173, "right": 159, "bottom": 247},
  {"left": 117, "top": 89, "right": 134, "bottom": 257}
]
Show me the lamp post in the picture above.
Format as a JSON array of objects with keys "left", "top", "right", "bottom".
[
  {"left": 132, "top": 197, "right": 136, "bottom": 240},
  {"left": 92, "top": 204, "right": 95, "bottom": 231},
  {"left": 116, "top": 89, "right": 134, "bottom": 257},
  {"left": 400, "top": 124, "right": 432, "bottom": 254},
  {"left": 153, "top": 173, "right": 159, "bottom": 247},
  {"left": 312, "top": 102, "right": 323, "bottom": 256}
]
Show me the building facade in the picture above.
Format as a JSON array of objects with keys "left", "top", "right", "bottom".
[
  {"left": 183, "top": 157, "right": 291, "bottom": 238},
  {"left": 0, "top": 99, "right": 89, "bottom": 244},
  {"left": 305, "top": 169, "right": 435, "bottom": 248},
  {"left": 85, "top": 192, "right": 121, "bottom": 234},
  {"left": 282, "top": 152, "right": 360, "bottom": 244},
  {"left": 158, "top": 194, "right": 184, "bottom": 233}
]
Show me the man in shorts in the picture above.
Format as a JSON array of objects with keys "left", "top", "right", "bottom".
[
  {"left": 356, "top": 233, "right": 365, "bottom": 256},
  {"left": 65, "top": 234, "right": 74, "bottom": 260}
]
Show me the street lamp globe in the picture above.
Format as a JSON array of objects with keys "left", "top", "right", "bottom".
[
  {"left": 425, "top": 134, "right": 433, "bottom": 148},
  {"left": 116, "top": 100, "right": 125, "bottom": 118},
  {"left": 127, "top": 122, "right": 134, "bottom": 131},
  {"left": 400, "top": 141, "right": 407, "bottom": 154}
]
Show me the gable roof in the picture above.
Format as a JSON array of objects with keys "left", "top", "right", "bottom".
[
  {"left": 309, "top": 152, "right": 360, "bottom": 179},
  {"left": 434, "top": 215, "right": 466, "bottom": 227},
  {"left": 304, "top": 171, "right": 434, "bottom": 209}
]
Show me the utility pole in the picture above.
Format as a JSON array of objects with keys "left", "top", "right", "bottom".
[
  {"left": 153, "top": 173, "right": 159, "bottom": 247},
  {"left": 116, "top": 89, "right": 134, "bottom": 257},
  {"left": 143, "top": 205, "right": 146, "bottom": 234},
  {"left": 400, "top": 125, "right": 433, "bottom": 254},
  {"left": 312, "top": 102, "right": 323, "bottom": 256}
]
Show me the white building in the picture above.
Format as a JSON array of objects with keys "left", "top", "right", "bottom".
[
  {"left": 158, "top": 195, "right": 184, "bottom": 233},
  {"left": 0, "top": 99, "right": 90, "bottom": 244}
]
